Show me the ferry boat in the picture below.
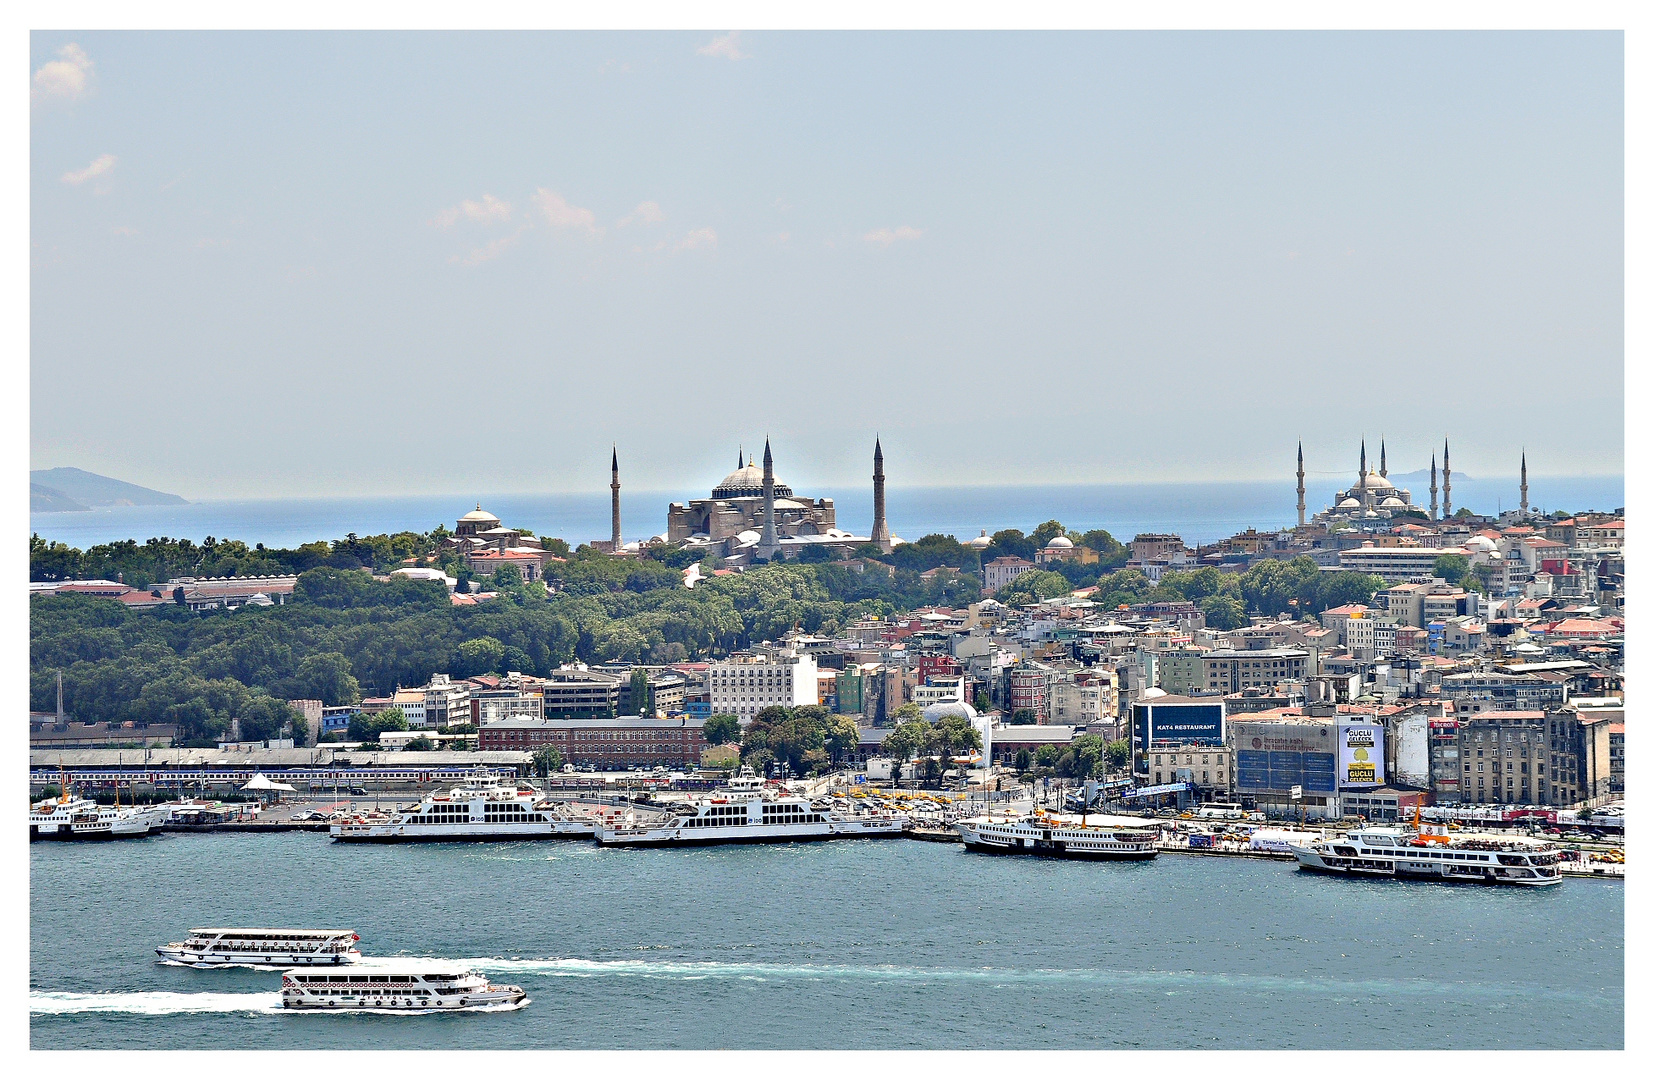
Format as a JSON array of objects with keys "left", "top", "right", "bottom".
[
  {"left": 956, "top": 811, "right": 1160, "bottom": 860},
  {"left": 280, "top": 958, "right": 528, "bottom": 1011},
  {"left": 158, "top": 928, "right": 362, "bottom": 967},
  {"left": 29, "top": 771, "right": 171, "bottom": 841},
  {"left": 1290, "top": 825, "right": 1562, "bottom": 886},
  {"left": 329, "top": 772, "right": 597, "bottom": 843},
  {"left": 595, "top": 784, "right": 909, "bottom": 847}
]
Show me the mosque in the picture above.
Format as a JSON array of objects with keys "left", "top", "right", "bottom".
[
  {"left": 661, "top": 438, "right": 898, "bottom": 563},
  {"left": 1304, "top": 438, "right": 1440, "bottom": 526}
]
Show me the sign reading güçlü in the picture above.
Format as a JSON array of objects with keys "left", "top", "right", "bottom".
[{"left": 1337, "top": 723, "right": 1385, "bottom": 788}]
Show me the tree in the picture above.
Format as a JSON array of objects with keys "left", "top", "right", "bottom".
[
  {"left": 403, "top": 735, "right": 434, "bottom": 752},
  {"left": 974, "top": 691, "right": 992, "bottom": 712},
  {"left": 1069, "top": 734, "right": 1107, "bottom": 779},
  {"left": 531, "top": 745, "right": 564, "bottom": 777},
  {"left": 1200, "top": 594, "right": 1248, "bottom": 630},
  {"left": 1433, "top": 554, "right": 1470, "bottom": 581},
  {"left": 1014, "top": 748, "right": 1032, "bottom": 772},
  {"left": 703, "top": 714, "right": 741, "bottom": 746},
  {"left": 1009, "top": 709, "right": 1039, "bottom": 725},
  {"left": 1034, "top": 745, "right": 1061, "bottom": 768},
  {"left": 1029, "top": 520, "right": 1069, "bottom": 548},
  {"left": 628, "top": 667, "right": 653, "bottom": 717},
  {"left": 347, "top": 706, "right": 407, "bottom": 744},
  {"left": 288, "top": 652, "right": 361, "bottom": 707},
  {"left": 1105, "top": 739, "right": 1130, "bottom": 771}
]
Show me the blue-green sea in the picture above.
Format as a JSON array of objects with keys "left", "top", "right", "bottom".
[{"left": 30, "top": 833, "right": 1623, "bottom": 1050}]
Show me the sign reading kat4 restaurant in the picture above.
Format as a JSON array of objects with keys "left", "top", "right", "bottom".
[{"left": 1337, "top": 723, "right": 1385, "bottom": 788}]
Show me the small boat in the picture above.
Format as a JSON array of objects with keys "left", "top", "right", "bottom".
[
  {"left": 157, "top": 928, "right": 362, "bottom": 967},
  {"left": 280, "top": 958, "right": 528, "bottom": 1011}
]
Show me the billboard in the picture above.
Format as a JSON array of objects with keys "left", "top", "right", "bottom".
[
  {"left": 1338, "top": 723, "right": 1386, "bottom": 788},
  {"left": 1134, "top": 701, "right": 1225, "bottom": 750},
  {"left": 1233, "top": 721, "right": 1337, "bottom": 795}
]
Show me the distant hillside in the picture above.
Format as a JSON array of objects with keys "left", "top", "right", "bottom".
[
  {"left": 30, "top": 482, "right": 90, "bottom": 512},
  {"left": 29, "top": 467, "right": 188, "bottom": 509},
  {"left": 1388, "top": 468, "right": 1473, "bottom": 484}
]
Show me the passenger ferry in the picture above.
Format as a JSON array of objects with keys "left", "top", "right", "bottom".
[
  {"left": 956, "top": 811, "right": 1160, "bottom": 860},
  {"left": 29, "top": 771, "right": 171, "bottom": 841},
  {"left": 158, "top": 928, "right": 362, "bottom": 967},
  {"left": 595, "top": 784, "right": 908, "bottom": 847},
  {"left": 330, "top": 772, "right": 597, "bottom": 842},
  {"left": 280, "top": 958, "right": 528, "bottom": 1011},
  {"left": 1290, "top": 825, "right": 1562, "bottom": 886}
]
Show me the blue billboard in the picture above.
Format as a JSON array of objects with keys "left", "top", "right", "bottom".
[
  {"left": 1133, "top": 701, "right": 1225, "bottom": 754},
  {"left": 1235, "top": 750, "right": 1336, "bottom": 795}
]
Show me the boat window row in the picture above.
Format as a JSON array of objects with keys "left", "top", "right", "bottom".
[{"left": 483, "top": 812, "right": 545, "bottom": 823}]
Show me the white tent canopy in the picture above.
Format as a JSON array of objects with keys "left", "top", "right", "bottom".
[{"left": 241, "top": 772, "right": 297, "bottom": 792}]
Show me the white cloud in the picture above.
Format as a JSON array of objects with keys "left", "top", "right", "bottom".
[
  {"left": 532, "top": 188, "right": 602, "bottom": 237},
  {"left": 33, "top": 43, "right": 94, "bottom": 105},
  {"left": 434, "top": 193, "right": 513, "bottom": 228},
  {"left": 618, "top": 200, "right": 665, "bottom": 227},
  {"left": 675, "top": 227, "right": 718, "bottom": 252},
  {"left": 61, "top": 154, "right": 116, "bottom": 186},
  {"left": 454, "top": 231, "right": 522, "bottom": 267},
  {"left": 697, "top": 31, "right": 749, "bottom": 61},
  {"left": 863, "top": 225, "right": 923, "bottom": 247}
]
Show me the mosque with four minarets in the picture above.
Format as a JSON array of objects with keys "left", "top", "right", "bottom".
[{"left": 1299, "top": 436, "right": 1530, "bottom": 527}]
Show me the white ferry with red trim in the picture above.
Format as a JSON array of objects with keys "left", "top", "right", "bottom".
[
  {"left": 1290, "top": 825, "right": 1562, "bottom": 886},
  {"left": 956, "top": 811, "right": 1160, "bottom": 860}
]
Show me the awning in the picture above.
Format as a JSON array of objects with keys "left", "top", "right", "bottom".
[{"left": 241, "top": 772, "right": 297, "bottom": 792}]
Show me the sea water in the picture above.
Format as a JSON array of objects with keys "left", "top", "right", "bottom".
[
  {"left": 26, "top": 476, "right": 1626, "bottom": 551},
  {"left": 30, "top": 833, "right": 1623, "bottom": 1050}
]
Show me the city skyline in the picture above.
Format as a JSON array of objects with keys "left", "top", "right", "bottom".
[{"left": 31, "top": 31, "right": 1624, "bottom": 498}]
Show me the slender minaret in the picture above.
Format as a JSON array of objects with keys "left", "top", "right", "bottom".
[
  {"left": 610, "top": 447, "right": 622, "bottom": 550},
  {"left": 1520, "top": 450, "right": 1529, "bottom": 515},
  {"left": 1442, "top": 438, "right": 1452, "bottom": 518},
  {"left": 871, "top": 436, "right": 892, "bottom": 552},
  {"left": 1358, "top": 439, "right": 1369, "bottom": 513},
  {"left": 1429, "top": 455, "right": 1438, "bottom": 521},
  {"left": 759, "top": 437, "right": 778, "bottom": 552},
  {"left": 1379, "top": 437, "right": 1388, "bottom": 478},
  {"left": 1296, "top": 442, "right": 1306, "bottom": 527}
]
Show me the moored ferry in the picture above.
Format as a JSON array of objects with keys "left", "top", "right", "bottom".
[
  {"left": 1290, "top": 825, "right": 1562, "bottom": 886},
  {"left": 157, "top": 928, "right": 362, "bottom": 967},
  {"left": 280, "top": 958, "right": 528, "bottom": 1011},
  {"left": 30, "top": 770, "right": 171, "bottom": 841},
  {"left": 330, "top": 772, "right": 597, "bottom": 842},
  {"left": 956, "top": 812, "right": 1160, "bottom": 860},
  {"left": 595, "top": 784, "right": 908, "bottom": 847}
]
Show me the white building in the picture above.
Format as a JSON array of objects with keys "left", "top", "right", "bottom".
[
  {"left": 1336, "top": 545, "right": 1467, "bottom": 583},
  {"left": 982, "top": 556, "right": 1036, "bottom": 596},
  {"left": 708, "top": 648, "right": 819, "bottom": 724},
  {"left": 911, "top": 675, "right": 967, "bottom": 710},
  {"left": 421, "top": 674, "right": 471, "bottom": 727}
]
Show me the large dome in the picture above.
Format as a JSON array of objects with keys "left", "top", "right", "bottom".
[
  {"left": 712, "top": 460, "right": 793, "bottom": 500},
  {"left": 1359, "top": 472, "right": 1397, "bottom": 493},
  {"left": 966, "top": 530, "right": 991, "bottom": 550},
  {"left": 921, "top": 701, "right": 978, "bottom": 724},
  {"left": 1045, "top": 535, "right": 1074, "bottom": 549},
  {"left": 459, "top": 504, "right": 500, "bottom": 524}
]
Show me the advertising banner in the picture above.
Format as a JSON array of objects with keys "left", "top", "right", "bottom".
[{"left": 1338, "top": 723, "right": 1386, "bottom": 788}]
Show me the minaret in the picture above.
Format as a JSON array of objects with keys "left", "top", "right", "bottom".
[
  {"left": 759, "top": 437, "right": 778, "bottom": 553},
  {"left": 1429, "top": 455, "right": 1438, "bottom": 521},
  {"left": 1358, "top": 439, "right": 1369, "bottom": 513},
  {"left": 1520, "top": 450, "right": 1529, "bottom": 516},
  {"left": 871, "top": 437, "right": 892, "bottom": 552},
  {"left": 610, "top": 447, "right": 622, "bottom": 550},
  {"left": 1379, "top": 437, "right": 1387, "bottom": 478},
  {"left": 1296, "top": 442, "right": 1306, "bottom": 528},
  {"left": 1442, "top": 438, "right": 1452, "bottom": 518}
]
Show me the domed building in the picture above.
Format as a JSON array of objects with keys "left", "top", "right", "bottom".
[
  {"left": 666, "top": 440, "right": 891, "bottom": 563},
  {"left": 1314, "top": 439, "right": 1424, "bottom": 524}
]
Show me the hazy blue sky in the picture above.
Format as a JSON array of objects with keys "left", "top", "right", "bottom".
[{"left": 31, "top": 30, "right": 1623, "bottom": 500}]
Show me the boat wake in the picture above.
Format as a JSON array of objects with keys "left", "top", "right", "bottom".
[
  {"left": 30, "top": 990, "right": 284, "bottom": 1016},
  {"left": 156, "top": 959, "right": 287, "bottom": 971},
  {"left": 443, "top": 957, "right": 1578, "bottom": 1001}
]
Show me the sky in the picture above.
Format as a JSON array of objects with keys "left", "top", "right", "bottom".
[{"left": 30, "top": 30, "right": 1624, "bottom": 500}]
